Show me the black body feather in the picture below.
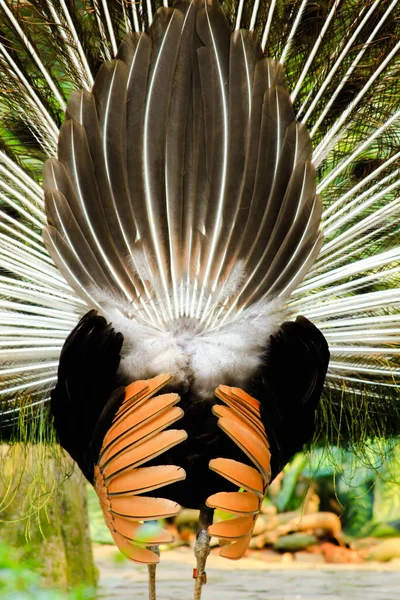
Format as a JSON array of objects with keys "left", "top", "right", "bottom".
[
  {"left": 51, "top": 311, "right": 329, "bottom": 508},
  {"left": 50, "top": 311, "right": 124, "bottom": 481}
]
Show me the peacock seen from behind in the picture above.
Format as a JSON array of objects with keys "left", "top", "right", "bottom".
[{"left": 0, "top": 0, "right": 399, "bottom": 598}]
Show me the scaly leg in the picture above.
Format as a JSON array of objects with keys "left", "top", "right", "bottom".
[
  {"left": 193, "top": 506, "right": 214, "bottom": 600},
  {"left": 147, "top": 545, "right": 160, "bottom": 600}
]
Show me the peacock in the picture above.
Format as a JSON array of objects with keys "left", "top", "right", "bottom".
[{"left": 0, "top": 0, "right": 399, "bottom": 598}]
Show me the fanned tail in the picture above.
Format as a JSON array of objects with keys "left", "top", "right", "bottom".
[{"left": 0, "top": 0, "right": 399, "bottom": 440}]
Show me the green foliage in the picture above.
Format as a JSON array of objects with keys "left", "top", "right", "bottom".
[
  {"left": 337, "top": 481, "right": 374, "bottom": 538},
  {"left": 0, "top": 447, "right": 97, "bottom": 591},
  {"left": 372, "top": 446, "right": 400, "bottom": 525},
  {"left": 313, "top": 384, "right": 400, "bottom": 455},
  {"left": 268, "top": 442, "right": 400, "bottom": 539},
  {"left": 274, "top": 533, "right": 317, "bottom": 552},
  {"left": 275, "top": 454, "right": 309, "bottom": 512},
  {"left": 87, "top": 485, "right": 114, "bottom": 545},
  {"left": 0, "top": 541, "right": 96, "bottom": 600}
]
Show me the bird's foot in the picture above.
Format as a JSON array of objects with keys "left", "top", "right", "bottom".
[{"left": 147, "top": 545, "right": 160, "bottom": 600}]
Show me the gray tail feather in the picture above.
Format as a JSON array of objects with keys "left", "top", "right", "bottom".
[{"left": 42, "top": 1, "right": 322, "bottom": 330}]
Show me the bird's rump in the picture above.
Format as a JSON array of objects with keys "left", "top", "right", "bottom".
[{"left": 50, "top": 307, "right": 329, "bottom": 567}]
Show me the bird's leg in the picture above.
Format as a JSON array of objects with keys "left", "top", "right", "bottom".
[
  {"left": 147, "top": 545, "right": 160, "bottom": 600},
  {"left": 193, "top": 506, "right": 214, "bottom": 600}
]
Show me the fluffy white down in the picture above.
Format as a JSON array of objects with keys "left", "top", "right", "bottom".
[{"left": 101, "top": 298, "right": 286, "bottom": 398}]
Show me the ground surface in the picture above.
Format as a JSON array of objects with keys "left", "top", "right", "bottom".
[{"left": 94, "top": 544, "right": 400, "bottom": 600}]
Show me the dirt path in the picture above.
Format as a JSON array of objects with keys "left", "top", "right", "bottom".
[{"left": 94, "top": 545, "right": 400, "bottom": 600}]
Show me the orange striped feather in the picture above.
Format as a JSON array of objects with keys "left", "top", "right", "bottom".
[
  {"left": 208, "top": 516, "right": 254, "bottom": 540},
  {"left": 209, "top": 458, "right": 264, "bottom": 497},
  {"left": 110, "top": 531, "right": 160, "bottom": 564},
  {"left": 105, "top": 393, "right": 180, "bottom": 446},
  {"left": 217, "top": 418, "right": 271, "bottom": 481},
  {"left": 212, "top": 404, "right": 268, "bottom": 445},
  {"left": 207, "top": 386, "right": 271, "bottom": 561},
  {"left": 111, "top": 516, "right": 174, "bottom": 545},
  {"left": 110, "top": 495, "right": 180, "bottom": 520},
  {"left": 100, "top": 406, "right": 184, "bottom": 463},
  {"left": 214, "top": 389, "right": 266, "bottom": 435},
  {"left": 114, "top": 373, "right": 172, "bottom": 422},
  {"left": 218, "top": 534, "right": 253, "bottom": 560},
  {"left": 101, "top": 429, "right": 187, "bottom": 479},
  {"left": 206, "top": 491, "right": 260, "bottom": 515},
  {"left": 108, "top": 465, "right": 186, "bottom": 496},
  {"left": 94, "top": 374, "right": 186, "bottom": 565}
]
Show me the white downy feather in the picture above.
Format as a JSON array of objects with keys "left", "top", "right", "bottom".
[{"left": 101, "top": 295, "right": 285, "bottom": 398}]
